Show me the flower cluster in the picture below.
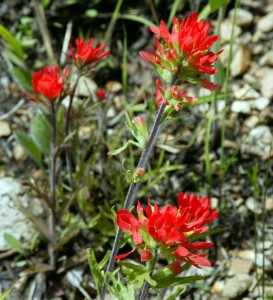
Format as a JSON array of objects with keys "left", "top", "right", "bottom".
[
  {"left": 155, "top": 79, "right": 196, "bottom": 111},
  {"left": 26, "top": 65, "right": 69, "bottom": 103},
  {"left": 140, "top": 12, "right": 222, "bottom": 90},
  {"left": 69, "top": 38, "right": 110, "bottom": 68},
  {"left": 116, "top": 192, "right": 218, "bottom": 270}
]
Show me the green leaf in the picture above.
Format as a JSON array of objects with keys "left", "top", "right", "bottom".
[
  {"left": 87, "top": 248, "right": 104, "bottom": 294},
  {"left": 3, "top": 233, "right": 25, "bottom": 256},
  {"left": 0, "top": 285, "right": 14, "bottom": 300},
  {"left": 118, "top": 14, "right": 156, "bottom": 27},
  {"left": 30, "top": 114, "right": 51, "bottom": 157},
  {"left": 209, "top": 0, "right": 230, "bottom": 11},
  {"left": 108, "top": 140, "right": 142, "bottom": 156},
  {"left": 10, "top": 67, "right": 32, "bottom": 92},
  {"left": 106, "top": 272, "right": 135, "bottom": 300},
  {"left": 0, "top": 25, "right": 25, "bottom": 58},
  {"left": 85, "top": 9, "right": 98, "bottom": 18},
  {"left": 165, "top": 286, "right": 186, "bottom": 300},
  {"left": 15, "top": 130, "right": 42, "bottom": 166}
]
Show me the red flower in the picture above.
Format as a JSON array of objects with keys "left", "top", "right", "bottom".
[
  {"left": 69, "top": 38, "right": 109, "bottom": 67},
  {"left": 155, "top": 79, "right": 196, "bottom": 111},
  {"left": 116, "top": 193, "right": 217, "bottom": 270},
  {"left": 97, "top": 89, "right": 106, "bottom": 101},
  {"left": 140, "top": 12, "right": 222, "bottom": 89},
  {"left": 26, "top": 65, "right": 68, "bottom": 102}
]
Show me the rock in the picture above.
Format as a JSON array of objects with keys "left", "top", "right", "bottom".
[
  {"left": 76, "top": 76, "right": 97, "bottom": 97},
  {"left": 216, "top": 100, "right": 225, "bottom": 112},
  {"left": 265, "top": 198, "right": 273, "bottom": 211},
  {"left": 106, "top": 81, "right": 122, "bottom": 93},
  {"left": 220, "top": 20, "right": 242, "bottom": 42},
  {"left": 256, "top": 67, "right": 273, "bottom": 99},
  {"left": 241, "top": 125, "right": 273, "bottom": 157},
  {"left": 257, "top": 12, "right": 273, "bottom": 32},
  {"left": 229, "top": 8, "right": 253, "bottom": 26},
  {"left": 246, "top": 197, "right": 262, "bottom": 214},
  {"left": 248, "top": 97, "right": 270, "bottom": 111},
  {"left": 0, "top": 177, "right": 43, "bottom": 251},
  {"left": 231, "top": 101, "right": 251, "bottom": 113},
  {"left": 12, "top": 143, "right": 27, "bottom": 161},
  {"left": 0, "top": 120, "right": 11, "bottom": 137},
  {"left": 234, "top": 84, "right": 260, "bottom": 99},
  {"left": 252, "top": 44, "right": 263, "bottom": 55},
  {"left": 223, "top": 274, "right": 252, "bottom": 298},
  {"left": 211, "top": 280, "right": 225, "bottom": 293},
  {"left": 243, "top": 115, "right": 259, "bottom": 128},
  {"left": 259, "top": 50, "right": 273, "bottom": 67},
  {"left": 237, "top": 250, "right": 272, "bottom": 270},
  {"left": 229, "top": 258, "right": 253, "bottom": 275},
  {"left": 220, "top": 43, "right": 251, "bottom": 77}
]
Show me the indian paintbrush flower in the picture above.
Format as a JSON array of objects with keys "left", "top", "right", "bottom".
[
  {"left": 68, "top": 38, "right": 110, "bottom": 68},
  {"left": 116, "top": 192, "right": 218, "bottom": 270},
  {"left": 140, "top": 12, "right": 222, "bottom": 90},
  {"left": 97, "top": 88, "right": 106, "bottom": 101},
  {"left": 26, "top": 65, "right": 69, "bottom": 103}
]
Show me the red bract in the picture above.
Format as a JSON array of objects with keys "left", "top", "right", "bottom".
[
  {"left": 27, "top": 65, "right": 68, "bottom": 102},
  {"left": 97, "top": 89, "right": 106, "bottom": 101},
  {"left": 140, "top": 12, "right": 222, "bottom": 90},
  {"left": 155, "top": 79, "right": 196, "bottom": 111},
  {"left": 116, "top": 193, "right": 217, "bottom": 270},
  {"left": 69, "top": 38, "right": 109, "bottom": 67}
]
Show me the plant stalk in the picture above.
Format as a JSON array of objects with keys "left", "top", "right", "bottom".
[
  {"left": 140, "top": 248, "right": 158, "bottom": 300},
  {"left": 48, "top": 102, "right": 57, "bottom": 268}
]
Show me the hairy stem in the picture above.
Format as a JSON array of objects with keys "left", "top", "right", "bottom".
[
  {"left": 140, "top": 248, "right": 158, "bottom": 300},
  {"left": 48, "top": 102, "right": 57, "bottom": 268}
]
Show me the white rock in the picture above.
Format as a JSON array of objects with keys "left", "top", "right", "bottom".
[
  {"left": 259, "top": 50, "right": 273, "bottom": 67},
  {"left": 246, "top": 197, "right": 262, "bottom": 214},
  {"left": 76, "top": 76, "right": 97, "bottom": 97},
  {"left": 229, "top": 8, "right": 253, "bottom": 26},
  {"left": 243, "top": 115, "right": 259, "bottom": 128},
  {"left": 238, "top": 250, "right": 272, "bottom": 270},
  {"left": 221, "top": 43, "right": 251, "bottom": 77},
  {"left": 231, "top": 101, "right": 251, "bottom": 113},
  {"left": 241, "top": 125, "right": 273, "bottom": 156},
  {"left": 234, "top": 84, "right": 260, "bottom": 99},
  {"left": 223, "top": 274, "right": 253, "bottom": 298},
  {"left": 0, "top": 121, "right": 11, "bottom": 137},
  {"left": 0, "top": 177, "right": 43, "bottom": 251},
  {"left": 265, "top": 198, "right": 273, "bottom": 211},
  {"left": 220, "top": 20, "right": 242, "bottom": 42},
  {"left": 257, "top": 12, "right": 273, "bottom": 32},
  {"left": 257, "top": 67, "right": 273, "bottom": 99},
  {"left": 249, "top": 97, "right": 270, "bottom": 111},
  {"left": 12, "top": 143, "right": 27, "bottom": 161},
  {"left": 216, "top": 100, "right": 225, "bottom": 112}
]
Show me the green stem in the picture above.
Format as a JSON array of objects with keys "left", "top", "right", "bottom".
[
  {"left": 100, "top": 74, "right": 178, "bottom": 300},
  {"left": 140, "top": 248, "right": 158, "bottom": 300}
]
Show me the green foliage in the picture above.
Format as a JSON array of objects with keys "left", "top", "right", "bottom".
[
  {"left": 199, "top": 0, "right": 230, "bottom": 19},
  {"left": 0, "top": 285, "right": 14, "bottom": 300},
  {"left": 10, "top": 67, "right": 32, "bottom": 92},
  {"left": 15, "top": 130, "right": 42, "bottom": 166},
  {"left": 0, "top": 25, "right": 25, "bottom": 59},
  {"left": 164, "top": 286, "right": 186, "bottom": 300},
  {"left": 3, "top": 234, "right": 25, "bottom": 256},
  {"left": 30, "top": 114, "right": 52, "bottom": 157},
  {"left": 106, "top": 272, "right": 135, "bottom": 300},
  {"left": 87, "top": 248, "right": 110, "bottom": 295}
]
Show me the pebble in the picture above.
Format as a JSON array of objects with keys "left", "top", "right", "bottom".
[
  {"left": 106, "top": 81, "right": 122, "bottom": 93},
  {"left": 241, "top": 125, "right": 273, "bottom": 157},
  {"left": 265, "top": 198, "right": 273, "bottom": 211},
  {"left": 234, "top": 84, "right": 260, "bottom": 99},
  {"left": 246, "top": 197, "right": 262, "bottom": 214},
  {"left": 229, "top": 8, "right": 253, "bottom": 26},
  {"left": 76, "top": 76, "right": 97, "bottom": 97},
  {"left": 256, "top": 67, "right": 273, "bottom": 99},
  {"left": 0, "top": 177, "right": 43, "bottom": 250},
  {"left": 220, "top": 43, "right": 251, "bottom": 77},
  {"left": 257, "top": 11, "right": 273, "bottom": 32},
  {"left": 231, "top": 101, "right": 251, "bottom": 114},
  {"left": 12, "top": 143, "right": 27, "bottom": 161},
  {"left": 248, "top": 97, "right": 270, "bottom": 111},
  {"left": 220, "top": 20, "right": 242, "bottom": 42},
  {"left": 237, "top": 250, "right": 272, "bottom": 270},
  {"left": 0, "top": 121, "right": 11, "bottom": 137},
  {"left": 229, "top": 258, "right": 253, "bottom": 275},
  {"left": 243, "top": 115, "right": 259, "bottom": 128},
  {"left": 259, "top": 50, "right": 273, "bottom": 67},
  {"left": 223, "top": 274, "right": 252, "bottom": 298}
]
